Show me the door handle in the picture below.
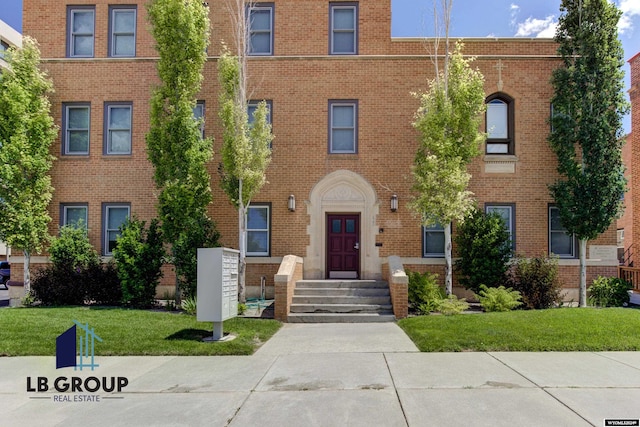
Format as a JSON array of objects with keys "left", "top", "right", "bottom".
[{"left": 354, "top": 242, "right": 360, "bottom": 250}]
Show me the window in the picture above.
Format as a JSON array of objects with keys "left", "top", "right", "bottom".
[
  {"left": 423, "top": 223, "right": 445, "bottom": 257},
  {"left": 61, "top": 204, "right": 88, "bottom": 228},
  {"left": 330, "top": 3, "right": 358, "bottom": 55},
  {"left": 549, "top": 206, "right": 576, "bottom": 258},
  {"left": 247, "top": 3, "right": 273, "bottom": 55},
  {"left": 0, "top": 40, "right": 9, "bottom": 59},
  {"left": 486, "top": 204, "right": 515, "bottom": 250},
  {"left": 485, "top": 93, "right": 514, "bottom": 154},
  {"left": 104, "top": 103, "right": 132, "bottom": 155},
  {"left": 103, "top": 203, "right": 130, "bottom": 255},
  {"left": 247, "top": 204, "right": 270, "bottom": 256},
  {"left": 62, "top": 103, "right": 90, "bottom": 155},
  {"left": 329, "top": 100, "right": 357, "bottom": 153},
  {"left": 248, "top": 100, "right": 272, "bottom": 125},
  {"left": 193, "top": 101, "right": 205, "bottom": 138},
  {"left": 68, "top": 6, "right": 95, "bottom": 57},
  {"left": 109, "top": 6, "right": 137, "bottom": 57}
]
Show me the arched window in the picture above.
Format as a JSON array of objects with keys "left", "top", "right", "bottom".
[{"left": 485, "top": 93, "right": 514, "bottom": 154}]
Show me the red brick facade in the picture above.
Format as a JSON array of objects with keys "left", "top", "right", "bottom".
[
  {"left": 18, "top": 0, "right": 618, "bottom": 298},
  {"left": 628, "top": 52, "right": 640, "bottom": 265}
]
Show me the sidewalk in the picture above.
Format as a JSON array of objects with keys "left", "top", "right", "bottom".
[{"left": 1, "top": 323, "right": 640, "bottom": 426}]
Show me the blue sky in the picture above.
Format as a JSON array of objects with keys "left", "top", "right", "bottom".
[{"left": 1, "top": 0, "right": 639, "bottom": 128}]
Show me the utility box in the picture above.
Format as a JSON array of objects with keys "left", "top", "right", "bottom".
[{"left": 197, "top": 248, "right": 239, "bottom": 341}]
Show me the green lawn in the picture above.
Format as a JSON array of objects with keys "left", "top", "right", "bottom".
[
  {"left": 0, "top": 307, "right": 281, "bottom": 356},
  {"left": 398, "top": 307, "right": 640, "bottom": 352}
]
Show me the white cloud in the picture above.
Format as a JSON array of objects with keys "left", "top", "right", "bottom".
[
  {"left": 510, "top": 4, "right": 520, "bottom": 28},
  {"left": 514, "top": 15, "right": 557, "bottom": 38},
  {"left": 618, "top": 0, "right": 640, "bottom": 35}
]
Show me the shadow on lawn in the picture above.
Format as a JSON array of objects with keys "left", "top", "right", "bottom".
[{"left": 165, "top": 329, "right": 211, "bottom": 342}]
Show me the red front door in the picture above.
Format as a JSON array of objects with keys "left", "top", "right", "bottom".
[{"left": 327, "top": 214, "right": 360, "bottom": 279}]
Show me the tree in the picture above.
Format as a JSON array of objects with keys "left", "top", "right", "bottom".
[
  {"left": 0, "top": 37, "right": 57, "bottom": 294},
  {"left": 410, "top": 41, "right": 486, "bottom": 295},
  {"left": 218, "top": 0, "right": 273, "bottom": 303},
  {"left": 549, "top": 0, "right": 628, "bottom": 307},
  {"left": 146, "top": 0, "right": 216, "bottom": 303}
]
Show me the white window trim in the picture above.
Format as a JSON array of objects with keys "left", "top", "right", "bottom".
[
  {"left": 246, "top": 204, "right": 270, "bottom": 257},
  {"left": 329, "top": 101, "right": 357, "bottom": 154},
  {"left": 105, "top": 103, "right": 132, "bottom": 155},
  {"left": 485, "top": 204, "right": 515, "bottom": 250},
  {"left": 103, "top": 204, "right": 130, "bottom": 256},
  {"left": 247, "top": 4, "right": 274, "bottom": 56},
  {"left": 549, "top": 206, "right": 576, "bottom": 258},
  {"left": 69, "top": 8, "right": 95, "bottom": 58},
  {"left": 423, "top": 224, "right": 445, "bottom": 258},
  {"left": 62, "top": 204, "right": 88, "bottom": 228},
  {"left": 330, "top": 4, "right": 358, "bottom": 55},
  {"left": 63, "top": 104, "right": 90, "bottom": 155}
]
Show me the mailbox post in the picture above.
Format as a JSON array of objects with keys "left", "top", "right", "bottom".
[{"left": 197, "top": 247, "right": 239, "bottom": 341}]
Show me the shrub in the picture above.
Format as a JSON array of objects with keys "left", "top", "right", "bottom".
[
  {"left": 454, "top": 208, "right": 512, "bottom": 293},
  {"left": 407, "top": 270, "right": 445, "bottom": 315},
  {"left": 173, "top": 216, "right": 221, "bottom": 299},
  {"left": 436, "top": 295, "right": 469, "bottom": 315},
  {"left": 83, "top": 262, "right": 122, "bottom": 306},
  {"left": 588, "top": 276, "right": 632, "bottom": 307},
  {"left": 507, "top": 255, "right": 563, "bottom": 309},
  {"left": 31, "top": 265, "right": 85, "bottom": 306},
  {"left": 477, "top": 284, "right": 522, "bottom": 312},
  {"left": 49, "top": 222, "right": 100, "bottom": 271},
  {"left": 113, "top": 217, "right": 165, "bottom": 308},
  {"left": 181, "top": 295, "right": 197, "bottom": 315}
]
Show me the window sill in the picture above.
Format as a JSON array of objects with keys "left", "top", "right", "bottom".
[{"left": 483, "top": 154, "right": 518, "bottom": 174}]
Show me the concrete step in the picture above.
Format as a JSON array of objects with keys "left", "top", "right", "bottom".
[
  {"left": 292, "top": 295, "right": 392, "bottom": 305},
  {"left": 287, "top": 312, "right": 396, "bottom": 323},
  {"left": 295, "top": 280, "right": 389, "bottom": 289},
  {"left": 294, "top": 288, "right": 390, "bottom": 297},
  {"left": 290, "top": 303, "right": 393, "bottom": 313}
]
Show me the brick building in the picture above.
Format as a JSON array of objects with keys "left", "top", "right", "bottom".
[
  {"left": 17, "top": 0, "right": 619, "bottom": 304},
  {"left": 627, "top": 52, "right": 640, "bottom": 265}
]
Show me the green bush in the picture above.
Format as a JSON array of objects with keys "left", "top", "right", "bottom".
[
  {"left": 507, "top": 255, "right": 563, "bottom": 309},
  {"left": 454, "top": 208, "right": 512, "bottom": 293},
  {"left": 588, "top": 276, "right": 632, "bottom": 307},
  {"left": 173, "top": 216, "right": 221, "bottom": 299},
  {"left": 407, "top": 270, "right": 445, "bottom": 315},
  {"left": 83, "top": 262, "right": 122, "bottom": 306},
  {"left": 436, "top": 295, "right": 469, "bottom": 315},
  {"left": 49, "top": 222, "right": 100, "bottom": 271},
  {"left": 31, "top": 265, "right": 86, "bottom": 306},
  {"left": 476, "top": 284, "right": 522, "bottom": 312},
  {"left": 113, "top": 217, "right": 165, "bottom": 308}
]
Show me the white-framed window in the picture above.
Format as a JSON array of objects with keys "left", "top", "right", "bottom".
[
  {"left": 61, "top": 204, "right": 88, "bottom": 228},
  {"left": 423, "top": 223, "right": 445, "bottom": 258},
  {"left": 193, "top": 100, "right": 205, "bottom": 138},
  {"left": 329, "top": 100, "right": 357, "bottom": 153},
  {"left": 549, "top": 205, "right": 576, "bottom": 258},
  {"left": 0, "top": 40, "right": 9, "bottom": 59},
  {"left": 486, "top": 93, "right": 514, "bottom": 154},
  {"left": 104, "top": 103, "right": 132, "bottom": 155},
  {"left": 247, "top": 3, "right": 274, "bottom": 55},
  {"left": 109, "top": 6, "right": 137, "bottom": 57},
  {"left": 68, "top": 6, "right": 95, "bottom": 57},
  {"left": 247, "top": 204, "right": 270, "bottom": 256},
  {"left": 330, "top": 3, "right": 358, "bottom": 55},
  {"left": 62, "top": 103, "right": 90, "bottom": 155},
  {"left": 485, "top": 204, "right": 515, "bottom": 250},
  {"left": 103, "top": 203, "right": 130, "bottom": 255}
]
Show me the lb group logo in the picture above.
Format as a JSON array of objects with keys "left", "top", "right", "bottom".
[{"left": 26, "top": 320, "right": 129, "bottom": 403}]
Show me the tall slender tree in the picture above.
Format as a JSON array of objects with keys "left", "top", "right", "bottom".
[
  {"left": 0, "top": 37, "right": 57, "bottom": 294},
  {"left": 549, "top": 0, "right": 628, "bottom": 307},
  {"left": 146, "top": 0, "right": 215, "bottom": 302},
  {"left": 218, "top": 0, "right": 273, "bottom": 303}
]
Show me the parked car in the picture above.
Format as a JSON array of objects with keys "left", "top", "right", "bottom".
[{"left": 0, "top": 261, "right": 10, "bottom": 289}]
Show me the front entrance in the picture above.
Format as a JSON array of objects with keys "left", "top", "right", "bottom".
[{"left": 327, "top": 214, "right": 360, "bottom": 279}]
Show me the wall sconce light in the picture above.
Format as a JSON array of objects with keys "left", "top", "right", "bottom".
[
  {"left": 288, "top": 194, "right": 296, "bottom": 212},
  {"left": 390, "top": 194, "right": 398, "bottom": 212}
]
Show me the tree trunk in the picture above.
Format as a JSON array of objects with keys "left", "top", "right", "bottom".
[
  {"left": 23, "top": 250, "right": 31, "bottom": 295},
  {"left": 579, "top": 238, "right": 587, "bottom": 307},
  {"left": 444, "top": 222, "right": 453, "bottom": 295},
  {"left": 238, "top": 185, "right": 247, "bottom": 304}
]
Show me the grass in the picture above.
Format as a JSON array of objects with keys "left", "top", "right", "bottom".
[
  {"left": 0, "top": 307, "right": 281, "bottom": 356},
  {"left": 398, "top": 307, "right": 640, "bottom": 352}
]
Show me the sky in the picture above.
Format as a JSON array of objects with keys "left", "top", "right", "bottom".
[{"left": 1, "top": 0, "right": 639, "bottom": 127}]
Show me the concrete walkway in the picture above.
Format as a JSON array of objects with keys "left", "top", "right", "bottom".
[{"left": 2, "top": 323, "right": 640, "bottom": 426}]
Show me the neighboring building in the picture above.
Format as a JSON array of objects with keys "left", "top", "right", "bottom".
[
  {"left": 627, "top": 51, "right": 640, "bottom": 266},
  {"left": 19, "top": 0, "right": 619, "bottom": 302}
]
